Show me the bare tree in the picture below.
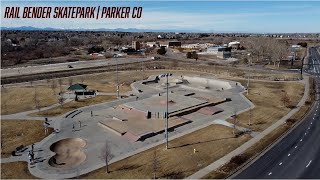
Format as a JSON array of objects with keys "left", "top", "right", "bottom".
[
  {"left": 272, "top": 42, "right": 287, "bottom": 68},
  {"left": 281, "top": 91, "right": 290, "bottom": 107},
  {"left": 58, "top": 96, "right": 65, "bottom": 107},
  {"left": 50, "top": 80, "right": 57, "bottom": 95},
  {"left": 2, "top": 86, "right": 8, "bottom": 114},
  {"left": 79, "top": 76, "right": 85, "bottom": 83},
  {"left": 34, "top": 86, "right": 41, "bottom": 111},
  {"left": 58, "top": 79, "right": 63, "bottom": 94},
  {"left": 248, "top": 107, "right": 253, "bottom": 126},
  {"left": 152, "top": 150, "right": 160, "bottom": 179},
  {"left": 100, "top": 140, "right": 113, "bottom": 174},
  {"left": 68, "top": 78, "right": 74, "bottom": 86},
  {"left": 232, "top": 109, "right": 238, "bottom": 136},
  {"left": 46, "top": 79, "right": 51, "bottom": 87}
]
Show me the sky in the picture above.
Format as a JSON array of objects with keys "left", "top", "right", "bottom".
[{"left": 1, "top": 1, "right": 320, "bottom": 33}]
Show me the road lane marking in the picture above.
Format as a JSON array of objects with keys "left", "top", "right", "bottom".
[
  {"left": 268, "top": 172, "right": 272, "bottom": 175},
  {"left": 279, "top": 162, "right": 283, "bottom": 166},
  {"left": 306, "top": 160, "right": 312, "bottom": 168},
  {"left": 288, "top": 153, "right": 291, "bottom": 157},
  {"left": 300, "top": 139, "right": 303, "bottom": 142},
  {"left": 295, "top": 145, "right": 298, "bottom": 149}
]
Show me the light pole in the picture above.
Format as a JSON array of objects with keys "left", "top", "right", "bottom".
[
  {"left": 116, "top": 56, "right": 119, "bottom": 98},
  {"left": 247, "top": 53, "right": 252, "bottom": 95},
  {"left": 165, "top": 73, "right": 169, "bottom": 150},
  {"left": 249, "top": 107, "right": 252, "bottom": 126}
]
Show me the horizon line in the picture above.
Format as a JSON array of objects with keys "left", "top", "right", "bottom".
[{"left": 2, "top": 26, "right": 320, "bottom": 34}]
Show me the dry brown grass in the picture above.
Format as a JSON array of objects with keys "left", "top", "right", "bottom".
[
  {"left": 1, "top": 66, "right": 300, "bottom": 116},
  {"left": 1, "top": 85, "right": 58, "bottom": 115},
  {"left": 204, "top": 78, "right": 314, "bottom": 179},
  {"left": 226, "top": 79, "right": 304, "bottom": 131},
  {"left": 1, "top": 161, "right": 37, "bottom": 179},
  {"left": 29, "top": 95, "right": 117, "bottom": 117},
  {"left": 1, "top": 120, "right": 53, "bottom": 158},
  {"left": 79, "top": 125, "right": 251, "bottom": 179}
]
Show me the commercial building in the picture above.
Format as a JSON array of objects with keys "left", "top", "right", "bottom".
[
  {"left": 146, "top": 42, "right": 158, "bottom": 47},
  {"left": 228, "top": 41, "right": 241, "bottom": 49},
  {"left": 132, "top": 41, "right": 140, "bottom": 50},
  {"left": 206, "top": 46, "right": 230, "bottom": 55},
  {"left": 217, "top": 51, "right": 231, "bottom": 59},
  {"left": 168, "top": 41, "right": 181, "bottom": 48}
]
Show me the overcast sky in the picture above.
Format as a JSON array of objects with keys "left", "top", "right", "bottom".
[{"left": 1, "top": 1, "right": 320, "bottom": 33}]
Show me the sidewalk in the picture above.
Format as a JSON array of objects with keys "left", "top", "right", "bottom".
[
  {"left": 187, "top": 75, "right": 309, "bottom": 179},
  {"left": 1, "top": 99, "right": 73, "bottom": 120}
]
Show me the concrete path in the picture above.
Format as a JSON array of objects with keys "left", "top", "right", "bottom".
[
  {"left": 1, "top": 99, "right": 73, "bottom": 120},
  {"left": 187, "top": 75, "right": 309, "bottom": 179}
]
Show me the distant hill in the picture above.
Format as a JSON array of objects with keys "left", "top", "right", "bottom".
[
  {"left": 0, "top": 26, "right": 199, "bottom": 33},
  {"left": 1, "top": 26, "right": 58, "bottom": 31}
]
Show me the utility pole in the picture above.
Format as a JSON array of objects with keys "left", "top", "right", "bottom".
[
  {"left": 292, "top": 48, "right": 296, "bottom": 68},
  {"left": 249, "top": 107, "right": 252, "bottom": 126},
  {"left": 247, "top": 53, "right": 251, "bottom": 95},
  {"left": 301, "top": 58, "right": 304, "bottom": 80},
  {"left": 165, "top": 73, "right": 169, "bottom": 150},
  {"left": 116, "top": 56, "right": 119, "bottom": 98}
]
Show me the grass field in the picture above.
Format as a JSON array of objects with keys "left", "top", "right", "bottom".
[
  {"left": 0, "top": 68, "right": 306, "bottom": 179},
  {"left": 1, "top": 85, "right": 58, "bottom": 115},
  {"left": 1, "top": 161, "right": 37, "bottom": 179},
  {"left": 1, "top": 120, "right": 53, "bottom": 158},
  {"left": 1, "top": 67, "right": 300, "bottom": 116},
  {"left": 79, "top": 125, "right": 251, "bottom": 179},
  {"left": 204, "top": 78, "right": 314, "bottom": 179},
  {"left": 29, "top": 95, "right": 117, "bottom": 117},
  {"left": 226, "top": 79, "right": 304, "bottom": 131}
]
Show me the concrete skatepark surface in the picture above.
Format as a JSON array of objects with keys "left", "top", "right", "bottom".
[{"left": 3, "top": 73, "right": 254, "bottom": 178}]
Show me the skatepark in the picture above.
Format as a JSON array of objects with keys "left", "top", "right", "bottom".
[{"left": 2, "top": 73, "right": 253, "bottom": 178}]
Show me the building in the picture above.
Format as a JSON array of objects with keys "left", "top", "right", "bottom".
[
  {"left": 159, "top": 41, "right": 169, "bottom": 48},
  {"left": 132, "top": 41, "right": 140, "bottom": 50},
  {"left": 182, "top": 43, "right": 214, "bottom": 49},
  {"left": 146, "top": 42, "right": 158, "bottom": 47},
  {"left": 291, "top": 45, "right": 302, "bottom": 49},
  {"left": 228, "top": 41, "right": 240, "bottom": 49},
  {"left": 159, "top": 41, "right": 181, "bottom": 48},
  {"left": 206, "top": 46, "right": 231, "bottom": 55},
  {"left": 217, "top": 51, "right": 231, "bottom": 59},
  {"left": 168, "top": 41, "right": 181, "bottom": 48}
]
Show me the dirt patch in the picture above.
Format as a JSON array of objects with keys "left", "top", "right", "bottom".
[{"left": 49, "top": 138, "right": 86, "bottom": 169}]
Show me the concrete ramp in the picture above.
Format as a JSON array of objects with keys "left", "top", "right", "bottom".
[
  {"left": 183, "top": 76, "right": 232, "bottom": 90},
  {"left": 198, "top": 106, "right": 224, "bottom": 115},
  {"left": 122, "top": 132, "right": 140, "bottom": 142}
]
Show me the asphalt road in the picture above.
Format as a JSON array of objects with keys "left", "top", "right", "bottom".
[
  {"left": 234, "top": 47, "right": 320, "bottom": 179},
  {"left": 1, "top": 57, "right": 151, "bottom": 77}
]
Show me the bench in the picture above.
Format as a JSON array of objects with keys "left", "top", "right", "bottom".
[{"left": 16, "top": 145, "right": 27, "bottom": 153}]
